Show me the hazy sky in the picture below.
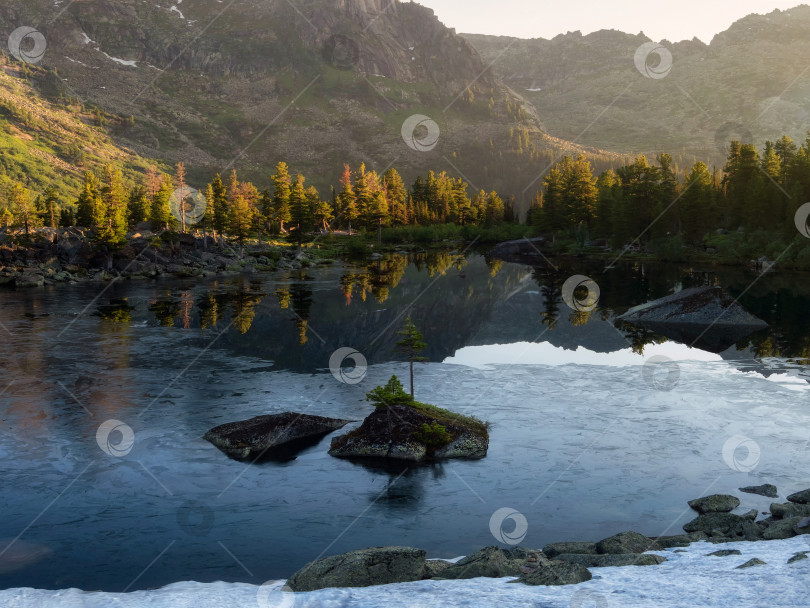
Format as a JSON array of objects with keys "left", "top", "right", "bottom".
[{"left": 419, "top": 1, "right": 803, "bottom": 42}]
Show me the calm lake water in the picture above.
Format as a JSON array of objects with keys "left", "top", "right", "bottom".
[{"left": 1, "top": 253, "right": 809, "bottom": 592}]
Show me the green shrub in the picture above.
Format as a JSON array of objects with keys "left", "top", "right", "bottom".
[
  {"left": 412, "top": 421, "right": 452, "bottom": 448},
  {"left": 365, "top": 375, "right": 414, "bottom": 408}
]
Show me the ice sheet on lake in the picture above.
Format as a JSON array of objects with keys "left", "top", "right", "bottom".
[{"left": 1, "top": 537, "right": 808, "bottom": 607}]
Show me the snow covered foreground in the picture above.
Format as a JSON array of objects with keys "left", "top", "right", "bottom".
[{"left": 2, "top": 537, "right": 808, "bottom": 608}]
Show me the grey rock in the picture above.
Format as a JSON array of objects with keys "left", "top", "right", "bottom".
[
  {"left": 513, "top": 561, "right": 592, "bottom": 586},
  {"left": 740, "top": 509, "right": 758, "bottom": 521},
  {"left": 490, "top": 237, "right": 547, "bottom": 260},
  {"left": 762, "top": 517, "right": 803, "bottom": 540},
  {"left": 739, "top": 484, "right": 778, "bottom": 498},
  {"left": 707, "top": 550, "right": 742, "bottom": 557},
  {"left": 688, "top": 494, "right": 740, "bottom": 514},
  {"left": 683, "top": 512, "right": 745, "bottom": 536},
  {"left": 286, "top": 546, "right": 426, "bottom": 591},
  {"left": 736, "top": 558, "right": 766, "bottom": 569},
  {"left": 770, "top": 502, "right": 810, "bottom": 519},
  {"left": 329, "top": 404, "right": 488, "bottom": 462},
  {"left": 787, "top": 552, "right": 809, "bottom": 564},
  {"left": 15, "top": 273, "right": 44, "bottom": 288},
  {"left": 654, "top": 533, "right": 706, "bottom": 548},
  {"left": 596, "top": 531, "right": 661, "bottom": 554},
  {"left": 542, "top": 542, "right": 597, "bottom": 558},
  {"left": 204, "top": 412, "right": 352, "bottom": 460},
  {"left": 441, "top": 546, "right": 541, "bottom": 579},
  {"left": 786, "top": 489, "right": 810, "bottom": 504},
  {"left": 554, "top": 553, "right": 666, "bottom": 567},
  {"left": 423, "top": 559, "right": 454, "bottom": 578}
]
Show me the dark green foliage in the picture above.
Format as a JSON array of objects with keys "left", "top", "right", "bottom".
[
  {"left": 412, "top": 421, "right": 452, "bottom": 448},
  {"left": 365, "top": 375, "right": 415, "bottom": 409}
]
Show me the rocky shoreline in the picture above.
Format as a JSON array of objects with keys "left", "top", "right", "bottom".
[
  {"left": 0, "top": 227, "right": 329, "bottom": 288},
  {"left": 285, "top": 485, "right": 810, "bottom": 592}
]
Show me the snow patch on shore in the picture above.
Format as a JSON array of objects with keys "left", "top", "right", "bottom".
[{"left": 1, "top": 537, "right": 807, "bottom": 607}]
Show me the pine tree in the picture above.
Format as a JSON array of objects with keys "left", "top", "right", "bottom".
[
  {"left": 94, "top": 165, "right": 129, "bottom": 268},
  {"left": 229, "top": 195, "right": 253, "bottom": 257},
  {"left": 396, "top": 316, "right": 427, "bottom": 398},
  {"left": 289, "top": 174, "right": 309, "bottom": 247},
  {"left": 271, "top": 162, "right": 292, "bottom": 233},
  {"left": 174, "top": 161, "right": 190, "bottom": 232},
  {"left": 337, "top": 164, "right": 357, "bottom": 233},
  {"left": 150, "top": 174, "right": 174, "bottom": 231},
  {"left": 128, "top": 186, "right": 150, "bottom": 228},
  {"left": 75, "top": 171, "right": 101, "bottom": 228},
  {"left": 210, "top": 173, "right": 229, "bottom": 240},
  {"left": 8, "top": 182, "right": 39, "bottom": 235}
]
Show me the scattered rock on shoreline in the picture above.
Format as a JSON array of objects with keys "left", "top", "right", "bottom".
[
  {"left": 286, "top": 546, "right": 427, "bottom": 592},
  {"left": 595, "top": 531, "right": 661, "bottom": 554},
  {"left": 688, "top": 494, "right": 741, "bottom": 514}
]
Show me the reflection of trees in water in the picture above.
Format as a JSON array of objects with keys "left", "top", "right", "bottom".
[
  {"left": 231, "top": 284, "right": 265, "bottom": 335},
  {"left": 341, "top": 254, "right": 408, "bottom": 304},
  {"left": 288, "top": 274, "right": 314, "bottom": 345},
  {"left": 354, "top": 462, "right": 446, "bottom": 507},
  {"left": 614, "top": 321, "right": 668, "bottom": 355},
  {"left": 412, "top": 251, "right": 466, "bottom": 278},
  {"left": 95, "top": 299, "right": 134, "bottom": 324},
  {"left": 149, "top": 292, "right": 180, "bottom": 327},
  {"left": 486, "top": 258, "right": 503, "bottom": 278},
  {"left": 532, "top": 269, "right": 561, "bottom": 331}
]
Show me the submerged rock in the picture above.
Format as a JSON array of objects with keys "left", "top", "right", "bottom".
[
  {"left": 707, "top": 549, "right": 742, "bottom": 557},
  {"left": 286, "top": 546, "right": 427, "bottom": 591},
  {"left": 736, "top": 558, "right": 766, "bottom": 569},
  {"left": 688, "top": 494, "right": 740, "bottom": 514},
  {"left": 616, "top": 286, "right": 767, "bottom": 352},
  {"left": 770, "top": 502, "right": 810, "bottom": 519},
  {"left": 329, "top": 404, "right": 487, "bottom": 462},
  {"left": 739, "top": 484, "right": 778, "bottom": 498},
  {"left": 203, "top": 412, "right": 352, "bottom": 460}
]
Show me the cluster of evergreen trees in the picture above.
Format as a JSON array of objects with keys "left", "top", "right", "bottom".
[
  {"left": 0, "top": 159, "right": 516, "bottom": 247},
  {"left": 529, "top": 134, "right": 810, "bottom": 249}
]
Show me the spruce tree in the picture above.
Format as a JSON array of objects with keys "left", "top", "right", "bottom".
[{"left": 396, "top": 316, "right": 427, "bottom": 398}]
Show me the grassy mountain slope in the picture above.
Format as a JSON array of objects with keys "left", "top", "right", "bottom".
[
  {"left": 0, "top": 0, "right": 621, "bottom": 209},
  {"left": 0, "top": 56, "right": 158, "bottom": 199}
]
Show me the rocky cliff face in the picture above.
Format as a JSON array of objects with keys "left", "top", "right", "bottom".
[{"left": 1, "top": 0, "right": 578, "bottom": 200}]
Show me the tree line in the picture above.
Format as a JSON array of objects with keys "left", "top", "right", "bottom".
[
  {"left": 528, "top": 133, "right": 810, "bottom": 254},
  {"left": 0, "top": 160, "right": 518, "bottom": 248}
]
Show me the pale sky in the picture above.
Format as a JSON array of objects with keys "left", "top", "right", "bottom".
[{"left": 419, "top": 0, "right": 804, "bottom": 43}]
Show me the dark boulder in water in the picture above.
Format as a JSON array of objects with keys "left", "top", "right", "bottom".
[{"left": 203, "top": 412, "right": 352, "bottom": 461}]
